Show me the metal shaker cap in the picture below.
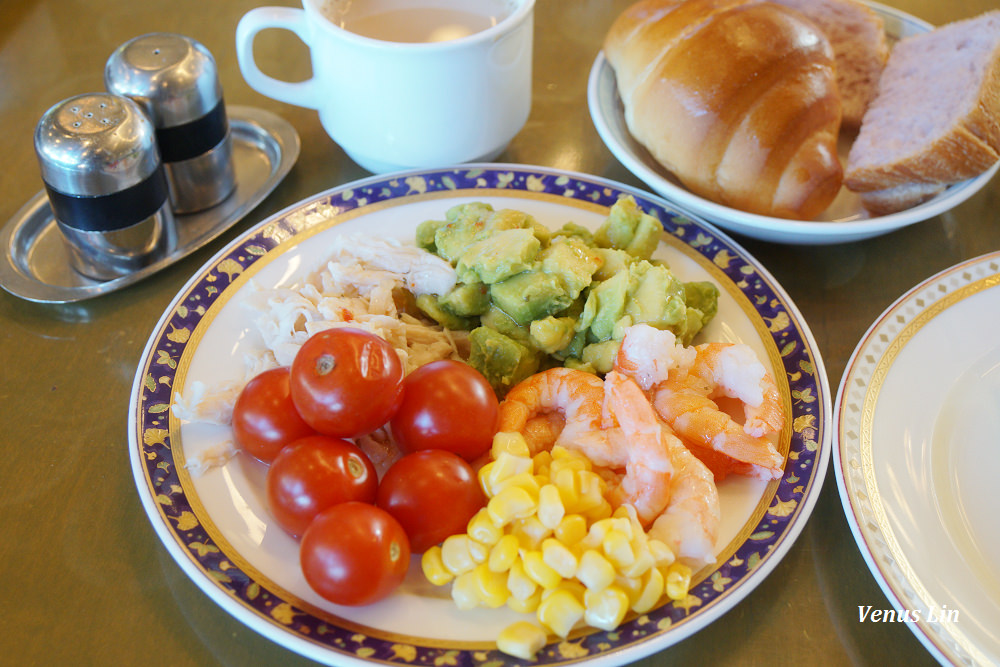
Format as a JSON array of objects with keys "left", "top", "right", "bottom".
[
  {"left": 34, "top": 93, "right": 161, "bottom": 197},
  {"left": 105, "top": 33, "right": 236, "bottom": 213},
  {"left": 105, "top": 33, "right": 222, "bottom": 127}
]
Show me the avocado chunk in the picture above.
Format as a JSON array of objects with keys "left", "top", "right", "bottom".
[
  {"left": 415, "top": 293, "right": 476, "bottom": 330},
  {"left": 456, "top": 228, "right": 541, "bottom": 285},
  {"left": 581, "top": 340, "right": 620, "bottom": 374},
  {"left": 415, "top": 218, "right": 445, "bottom": 253},
  {"left": 490, "top": 270, "right": 574, "bottom": 327},
  {"left": 595, "top": 196, "right": 662, "bottom": 260},
  {"left": 438, "top": 282, "right": 491, "bottom": 317},
  {"left": 625, "top": 261, "right": 688, "bottom": 332},
  {"left": 539, "top": 237, "right": 604, "bottom": 299},
  {"left": 529, "top": 316, "right": 577, "bottom": 355},
  {"left": 592, "top": 247, "right": 634, "bottom": 282},
  {"left": 578, "top": 268, "right": 630, "bottom": 342},
  {"left": 468, "top": 326, "right": 540, "bottom": 397},
  {"left": 480, "top": 303, "right": 532, "bottom": 345},
  {"left": 433, "top": 202, "right": 536, "bottom": 263}
]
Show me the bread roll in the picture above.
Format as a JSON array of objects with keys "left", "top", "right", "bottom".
[
  {"left": 844, "top": 11, "right": 1000, "bottom": 214},
  {"left": 768, "top": 0, "right": 888, "bottom": 128},
  {"left": 604, "top": 0, "right": 844, "bottom": 220}
]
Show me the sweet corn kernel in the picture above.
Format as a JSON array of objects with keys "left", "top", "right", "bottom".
[
  {"left": 648, "top": 538, "right": 676, "bottom": 568},
  {"left": 583, "top": 585, "right": 630, "bottom": 631},
  {"left": 552, "top": 467, "right": 580, "bottom": 510},
  {"left": 506, "top": 589, "right": 542, "bottom": 614},
  {"left": 575, "top": 470, "right": 606, "bottom": 512},
  {"left": 631, "top": 566, "right": 665, "bottom": 613},
  {"left": 488, "top": 534, "right": 520, "bottom": 573},
  {"left": 554, "top": 514, "right": 588, "bottom": 545},
  {"left": 441, "top": 534, "right": 488, "bottom": 576},
  {"left": 487, "top": 485, "right": 537, "bottom": 526},
  {"left": 507, "top": 558, "right": 539, "bottom": 601},
  {"left": 510, "top": 515, "right": 551, "bottom": 550},
  {"left": 473, "top": 562, "right": 510, "bottom": 608},
  {"left": 466, "top": 508, "right": 503, "bottom": 546},
  {"left": 421, "top": 545, "right": 454, "bottom": 586},
  {"left": 497, "top": 621, "right": 547, "bottom": 661},
  {"left": 537, "top": 587, "right": 585, "bottom": 638},
  {"left": 580, "top": 517, "right": 612, "bottom": 550},
  {"left": 451, "top": 570, "right": 480, "bottom": 610},
  {"left": 480, "top": 453, "right": 533, "bottom": 496},
  {"left": 620, "top": 539, "right": 654, "bottom": 579},
  {"left": 522, "top": 549, "right": 562, "bottom": 589},
  {"left": 536, "top": 483, "right": 565, "bottom": 530},
  {"left": 491, "top": 431, "right": 531, "bottom": 458},
  {"left": 541, "top": 537, "right": 578, "bottom": 579},
  {"left": 543, "top": 578, "right": 586, "bottom": 602},
  {"left": 493, "top": 471, "right": 541, "bottom": 499},
  {"left": 576, "top": 549, "right": 616, "bottom": 591},
  {"left": 581, "top": 499, "right": 613, "bottom": 523},
  {"left": 665, "top": 562, "right": 693, "bottom": 601},
  {"left": 603, "top": 529, "right": 636, "bottom": 570},
  {"left": 531, "top": 450, "right": 553, "bottom": 477}
]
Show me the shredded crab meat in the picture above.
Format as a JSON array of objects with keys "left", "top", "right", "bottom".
[{"left": 172, "top": 233, "right": 466, "bottom": 464}]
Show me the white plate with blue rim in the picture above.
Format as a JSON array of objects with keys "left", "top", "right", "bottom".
[
  {"left": 587, "top": 1, "right": 1000, "bottom": 245},
  {"left": 128, "top": 164, "right": 831, "bottom": 665}
]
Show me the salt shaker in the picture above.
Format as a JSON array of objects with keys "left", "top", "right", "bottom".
[
  {"left": 105, "top": 33, "right": 236, "bottom": 214},
  {"left": 34, "top": 93, "right": 176, "bottom": 281}
]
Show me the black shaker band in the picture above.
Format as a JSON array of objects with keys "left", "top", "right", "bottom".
[
  {"left": 155, "top": 98, "right": 229, "bottom": 163},
  {"left": 45, "top": 163, "right": 170, "bottom": 232}
]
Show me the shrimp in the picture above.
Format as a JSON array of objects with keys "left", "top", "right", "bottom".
[
  {"left": 647, "top": 421, "right": 721, "bottom": 570},
  {"left": 615, "top": 324, "right": 786, "bottom": 481},
  {"left": 600, "top": 371, "right": 674, "bottom": 525},
  {"left": 687, "top": 342, "right": 784, "bottom": 438},
  {"left": 497, "top": 367, "right": 608, "bottom": 457}
]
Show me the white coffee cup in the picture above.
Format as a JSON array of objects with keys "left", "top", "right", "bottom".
[{"left": 236, "top": 0, "right": 535, "bottom": 173}]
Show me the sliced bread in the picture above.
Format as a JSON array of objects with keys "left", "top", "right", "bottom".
[
  {"left": 844, "top": 11, "right": 1000, "bottom": 214},
  {"left": 769, "top": 0, "right": 889, "bottom": 128}
]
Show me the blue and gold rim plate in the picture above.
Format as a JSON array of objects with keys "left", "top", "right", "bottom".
[{"left": 128, "top": 164, "right": 831, "bottom": 666}]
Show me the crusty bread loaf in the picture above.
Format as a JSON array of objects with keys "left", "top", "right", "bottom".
[
  {"left": 845, "top": 11, "right": 1000, "bottom": 214},
  {"left": 768, "top": 0, "right": 889, "bottom": 128},
  {"left": 604, "top": 0, "right": 844, "bottom": 220}
]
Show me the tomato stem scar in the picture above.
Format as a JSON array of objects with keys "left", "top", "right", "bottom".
[{"left": 316, "top": 353, "right": 336, "bottom": 376}]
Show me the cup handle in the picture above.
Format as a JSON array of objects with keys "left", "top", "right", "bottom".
[{"left": 235, "top": 7, "right": 319, "bottom": 109}]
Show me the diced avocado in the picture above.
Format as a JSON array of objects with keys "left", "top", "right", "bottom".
[
  {"left": 539, "top": 237, "right": 603, "bottom": 299},
  {"left": 553, "top": 222, "right": 594, "bottom": 245},
  {"left": 415, "top": 218, "right": 445, "bottom": 252},
  {"left": 480, "top": 304, "right": 532, "bottom": 345},
  {"left": 456, "top": 228, "right": 541, "bottom": 285},
  {"left": 595, "top": 196, "right": 662, "bottom": 260},
  {"left": 468, "top": 326, "right": 540, "bottom": 397},
  {"left": 684, "top": 281, "right": 719, "bottom": 323},
  {"left": 577, "top": 269, "right": 630, "bottom": 342},
  {"left": 439, "top": 282, "right": 491, "bottom": 317},
  {"left": 434, "top": 202, "right": 533, "bottom": 262},
  {"left": 490, "top": 270, "right": 573, "bottom": 327},
  {"left": 563, "top": 357, "right": 597, "bottom": 374},
  {"left": 557, "top": 327, "right": 588, "bottom": 360},
  {"left": 529, "top": 316, "right": 577, "bottom": 355},
  {"left": 592, "top": 247, "right": 634, "bottom": 282},
  {"left": 625, "top": 261, "right": 688, "bottom": 332},
  {"left": 415, "top": 293, "right": 476, "bottom": 330},
  {"left": 581, "top": 340, "right": 620, "bottom": 374}
]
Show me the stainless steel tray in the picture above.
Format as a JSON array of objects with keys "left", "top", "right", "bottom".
[{"left": 0, "top": 105, "right": 300, "bottom": 304}]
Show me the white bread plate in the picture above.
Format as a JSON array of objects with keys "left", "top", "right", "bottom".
[{"left": 588, "top": 0, "right": 1000, "bottom": 245}]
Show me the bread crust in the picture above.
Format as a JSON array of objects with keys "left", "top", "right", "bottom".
[{"left": 605, "top": 0, "right": 843, "bottom": 219}]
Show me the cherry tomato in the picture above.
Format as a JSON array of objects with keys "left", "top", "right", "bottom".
[
  {"left": 231, "top": 366, "right": 315, "bottom": 463},
  {"left": 390, "top": 359, "right": 499, "bottom": 461},
  {"left": 266, "top": 435, "right": 378, "bottom": 537},
  {"left": 376, "top": 449, "right": 484, "bottom": 553},
  {"left": 290, "top": 328, "right": 404, "bottom": 438},
  {"left": 300, "top": 501, "right": 410, "bottom": 606}
]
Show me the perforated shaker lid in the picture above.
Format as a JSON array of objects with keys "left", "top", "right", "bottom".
[
  {"left": 34, "top": 92, "right": 161, "bottom": 197},
  {"left": 104, "top": 33, "right": 222, "bottom": 128}
]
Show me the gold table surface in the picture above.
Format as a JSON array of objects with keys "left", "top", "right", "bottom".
[{"left": 2, "top": 1, "right": 997, "bottom": 665}]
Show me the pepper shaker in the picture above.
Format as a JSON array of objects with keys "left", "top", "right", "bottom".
[
  {"left": 105, "top": 33, "right": 236, "bottom": 214},
  {"left": 34, "top": 93, "right": 176, "bottom": 281}
]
